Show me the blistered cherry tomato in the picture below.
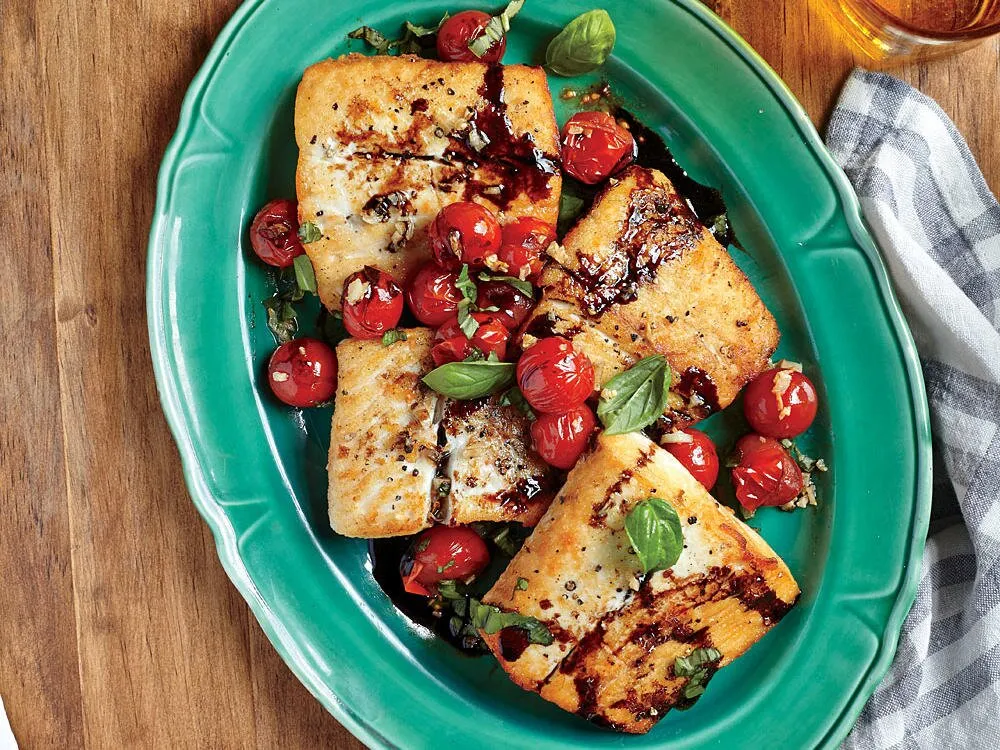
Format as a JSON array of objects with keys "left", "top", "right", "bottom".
[
  {"left": 436, "top": 10, "right": 506, "bottom": 64},
  {"left": 267, "top": 337, "right": 337, "bottom": 407},
  {"left": 743, "top": 367, "right": 818, "bottom": 439},
  {"left": 662, "top": 429, "right": 720, "bottom": 490},
  {"left": 407, "top": 263, "right": 463, "bottom": 326},
  {"left": 530, "top": 405, "right": 596, "bottom": 470},
  {"left": 249, "top": 198, "right": 305, "bottom": 267},
  {"left": 477, "top": 280, "right": 535, "bottom": 330},
  {"left": 341, "top": 266, "right": 404, "bottom": 339},
  {"left": 560, "top": 111, "right": 636, "bottom": 185},
  {"left": 400, "top": 525, "right": 491, "bottom": 596},
  {"left": 516, "top": 337, "right": 595, "bottom": 414},
  {"left": 497, "top": 218, "right": 556, "bottom": 280},
  {"left": 432, "top": 313, "right": 510, "bottom": 365},
  {"left": 730, "top": 434, "right": 803, "bottom": 511},
  {"left": 429, "top": 202, "right": 502, "bottom": 270}
]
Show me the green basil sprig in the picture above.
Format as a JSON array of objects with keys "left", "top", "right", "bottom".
[
  {"left": 545, "top": 9, "right": 616, "bottom": 77},
  {"left": 597, "top": 355, "right": 671, "bottom": 434},
  {"left": 292, "top": 254, "right": 317, "bottom": 294},
  {"left": 297, "top": 221, "right": 322, "bottom": 244},
  {"left": 381, "top": 329, "right": 407, "bottom": 347},
  {"left": 468, "top": 0, "right": 525, "bottom": 58},
  {"left": 625, "top": 497, "right": 683, "bottom": 574},
  {"left": 348, "top": 14, "right": 449, "bottom": 56},
  {"left": 674, "top": 647, "right": 722, "bottom": 704},
  {"left": 438, "top": 580, "right": 552, "bottom": 646},
  {"left": 423, "top": 360, "right": 515, "bottom": 399}
]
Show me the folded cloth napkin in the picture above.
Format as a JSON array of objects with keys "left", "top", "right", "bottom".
[{"left": 825, "top": 68, "right": 1000, "bottom": 749}]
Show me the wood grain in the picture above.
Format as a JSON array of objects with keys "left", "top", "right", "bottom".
[{"left": 0, "top": 1, "right": 996, "bottom": 748}]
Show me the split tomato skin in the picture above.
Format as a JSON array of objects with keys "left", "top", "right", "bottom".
[
  {"left": 436, "top": 10, "right": 506, "bottom": 64},
  {"left": 341, "top": 266, "right": 404, "bottom": 339},
  {"left": 400, "top": 525, "right": 491, "bottom": 596},
  {"left": 266, "top": 337, "right": 337, "bottom": 408},
  {"left": 730, "top": 434, "right": 803, "bottom": 511},
  {"left": 662, "top": 429, "right": 720, "bottom": 490},
  {"left": 560, "top": 111, "right": 637, "bottom": 185},
  {"left": 428, "top": 201, "right": 503, "bottom": 270},
  {"left": 530, "top": 405, "right": 596, "bottom": 470},
  {"left": 516, "top": 337, "right": 596, "bottom": 414},
  {"left": 249, "top": 198, "right": 305, "bottom": 268},
  {"left": 743, "top": 367, "right": 818, "bottom": 439}
]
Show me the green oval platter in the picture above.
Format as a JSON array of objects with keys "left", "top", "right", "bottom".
[{"left": 147, "top": 0, "right": 932, "bottom": 747}]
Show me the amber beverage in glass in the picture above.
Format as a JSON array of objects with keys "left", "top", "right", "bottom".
[{"left": 818, "top": 0, "right": 1000, "bottom": 60}]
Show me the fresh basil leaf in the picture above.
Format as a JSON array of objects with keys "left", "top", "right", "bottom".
[
  {"left": 292, "top": 254, "right": 317, "bottom": 294},
  {"left": 516, "top": 577, "right": 529, "bottom": 591},
  {"left": 381, "top": 329, "right": 407, "bottom": 346},
  {"left": 674, "top": 647, "right": 721, "bottom": 677},
  {"left": 674, "top": 647, "right": 721, "bottom": 706},
  {"left": 297, "top": 221, "right": 322, "bottom": 244},
  {"left": 347, "top": 25, "right": 392, "bottom": 54},
  {"left": 468, "top": 0, "right": 525, "bottom": 58},
  {"left": 597, "top": 355, "right": 671, "bottom": 435},
  {"left": 319, "top": 310, "right": 349, "bottom": 348},
  {"left": 456, "top": 263, "right": 478, "bottom": 303},
  {"left": 422, "top": 360, "right": 515, "bottom": 399},
  {"left": 499, "top": 386, "right": 535, "bottom": 420},
  {"left": 457, "top": 299, "right": 480, "bottom": 338},
  {"left": 545, "top": 9, "right": 616, "bottom": 77},
  {"left": 558, "top": 192, "right": 586, "bottom": 232},
  {"left": 467, "top": 598, "right": 553, "bottom": 645},
  {"left": 463, "top": 348, "right": 486, "bottom": 362},
  {"left": 625, "top": 497, "right": 683, "bottom": 574},
  {"left": 478, "top": 272, "right": 534, "bottom": 298},
  {"left": 262, "top": 297, "right": 298, "bottom": 344}
]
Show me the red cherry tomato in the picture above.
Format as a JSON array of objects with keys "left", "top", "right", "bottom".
[
  {"left": 432, "top": 313, "right": 510, "bottom": 365},
  {"left": 662, "top": 429, "right": 720, "bottom": 490},
  {"left": 400, "top": 525, "right": 491, "bottom": 596},
  {"left": 743, "top": 367, "right": 819, "bottom": 439},
  {"left": 530, "top": 405, "right": 596, "bottom": 470},
  {"left": 560, "top": 111, "right": 637, "bottom": 185},
  {"left": 436, "top": 10, "right": 506, "bottom": 64},
  {"left": 249, "top": 198, "right": 306, "bottom": 268},
  {"left": 267, "top": 337, "right": 337, "bottom": 408},
  {"left": 498, "top": 218, "right": 556, "bottom": 280},
  {"left": 341, "top": 266, "right": 404, "bottom": 339},
  {"left": 516, "top": 337, "right": 595, "bottom": 414},
  {"left": 407, "top": 263, "right": 463, "bottom": 326},
  {"left": 476, "top": 280, "right": 535, "bottom": 330},
  {"left": 429, "top": 202, "right": 502, "bottom": 270},
  {"left": 730, "top": 434, "right": 803, "bottom": 512}
]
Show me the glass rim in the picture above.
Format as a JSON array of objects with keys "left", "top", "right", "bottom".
[{"left": 850, "top": 0, "right": 1000, "bottom": 42}]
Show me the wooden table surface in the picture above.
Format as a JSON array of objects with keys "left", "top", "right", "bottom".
[{"left": 2, "top": 0, "right": 997, "bottom": 747}]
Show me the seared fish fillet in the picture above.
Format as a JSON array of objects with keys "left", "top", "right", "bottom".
[
  {"left": 523, "top": 166, "right": 779, "bottom": 430},
  {"left": 329, "top": 330, "right": 556, "bottom": 536},
  {"left": 328, "top": 329, "right": 441, "bottom": 537},
  {"left": 295, "top": 54, "right": 561, "bottom": 310},
  {"left": 481, "top": 432, "right": 798, "bottom": 732}
]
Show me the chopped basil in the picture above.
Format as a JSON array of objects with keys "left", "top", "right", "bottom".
[
  {"left": 458, "top": 301, "right": 480, "bottom": 338},
  {"left": 381, "top": 329, "right": 407, "bottom": 347},
  {"left": 625, "top": 497, "right": 684, "bottom": 574},
  {"left": 674, "top": 647, "right": 722, "bottom": 705},
  {"left": 437, "top": 559, "right": 456, "bottom": 574},
  {"left": 467, "top": 598, "right": 553, "bottom": 645},
  {"left": 297, "top": 221, "right": 322, "bottom": 244},
  {"left": 545, "top": 9, "right": 616, "bottom": 77},
  {"left": 597, "top": 355, "right": 672, "bottom": 434},
  {"left": 422, "top": 360, "right": 515, "bottom": 399},
  {"left": 262, "top": 297, "right": 297, "bottom": 344},
  {"left": 455, "top": 264, "right": 478, "bottom": 304},
  {"left": 557, "top": 191, "right": 587, "bottom": 235},
  {"left": 516, "top": 577, "right": 529, "bottom": 591},
  {"left": 319, "top": 310, "right": 350, "bottom": 348},
  {"left": 468, "top": 0, "right": 525, "bottom": 58},
  {"left": 348, "top": 13, "right": 449, "bottom": 56},
  {"left": 292, "top": 254, "right": 317, "bottom": 294},
  {"left": 477, "top": 272, "right": 534, "bottom": 298},
  {"left": 499, "top": 386, "right": 535, "bottom": 420}
]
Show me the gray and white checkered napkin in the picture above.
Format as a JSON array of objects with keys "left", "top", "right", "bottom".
[{"left": 825, "top": 68, "right": 1000, "bottom": 749}]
